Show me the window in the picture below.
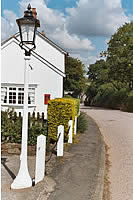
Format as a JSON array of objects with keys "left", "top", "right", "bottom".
[
  {"left": 9, "top": 87, "right": 16, "bottom": 104},
  {"left": 1, "top": 87, "right": 7, "bottom": 103},
  {"left": 18, "top": 88, "right": 24, "bottom": 104},
  {"left": 44, "top": 94, "right": 51, "bottom": 105},
  {"left": 1, "top": 86, "right": 35, "bottom": 105},
  {"left": 29, "top": 88, "right": 35, "bottom": 104}
]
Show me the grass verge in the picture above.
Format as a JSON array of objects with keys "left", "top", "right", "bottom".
[{"left": 103, "top": 143, "right": 111, "bottom": 200}]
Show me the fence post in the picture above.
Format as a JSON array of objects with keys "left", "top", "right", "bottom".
[
  {"left": 74, "top": 116, "right": 77, "bottom": 135},
  {"left": 57, "top": 125, "right": 64, "bottom": 157},
  {"left": 35, "top": 135, "right": 46, "bottom": 184},
  {"left": 68, "top": 120, "right": 73, "bottom": 143}
]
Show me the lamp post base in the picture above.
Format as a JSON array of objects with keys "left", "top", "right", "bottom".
[{"left": 11, "top": 169, "right": 32, "bottom": 189}]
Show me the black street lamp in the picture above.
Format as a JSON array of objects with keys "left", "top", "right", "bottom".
[
  {"left": 11, "top": 4, "right": 40, "bottom": 189},
  {"left": 16, "top": 4, "right": 40, "bottom": 55}
]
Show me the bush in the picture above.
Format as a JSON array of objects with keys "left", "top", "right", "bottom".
[
  {"left": 123, "top": 91, "right": 133, "bottom": 112},
  {"left": 1, "top": 109, "right": 47, "bottom": 145},
  {"left": 111, "top": 88, "right": 128, "bottom": 109},
  {"left": 28, "top": 114, "right": 48, "bottom": 145},
  {"left": 91, "top": 84, "right": 129, "bottom": 110},
  {"left": 63, "top": 95, "right": 73, "bottom": 98},
  {"left": 1, "top": 110, "right": 22, "bottom": 143},
  {"left": 77, "top": 112, "right": 89, "bottom": 133},
  {"left": 92, "top": 83, "right": 116, "bottom": 108},
  {"left": 84, "top": 84, "right": 98, "bottom": 106},
  {"left": 48, "top": 98, "right": 80, "bottom": 142}
]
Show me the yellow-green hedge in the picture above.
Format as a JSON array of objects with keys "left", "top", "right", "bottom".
[
  {"left": 48, "top": 98, "right": 80, "bottom": 141},
  {"left": 71, "top": 98, "right": 80, "bottom": 115},
  {"left": 56, "top": 98, "right": 80, "bottom": 116}
]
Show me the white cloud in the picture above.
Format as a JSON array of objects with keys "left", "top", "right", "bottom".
[
  {"left": 19, "top": 0, "right": 65, "bottom": 31},
  {"left": 1, "top": 0, "right": 94, "bottom": 61},
  {"left": 66, "top": 0, "right": 130, "bottom": 37},
  {"left": 1, "top": 0, "right": 132, "bottom": 67},
  {"left": 1, "top": 10, "right": 18, "bottom": 41},
  {"left": 49, "top": 28, "right": 94, "bottom": 51},
  {"left": 70, "top": 53, "right": 99, "bottom": 72}
]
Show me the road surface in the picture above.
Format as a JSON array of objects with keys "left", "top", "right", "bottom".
[
  {"left": 48, "top": 116, "right": 104, "bottom": 200},
  {"left": 81, "top": 106, "right": 133, "bottom": 200}
]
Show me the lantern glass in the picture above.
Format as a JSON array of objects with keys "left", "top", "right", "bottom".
[
  {"left": 21, "top": 24, "right": 35, "bottom": 45},
  {"left": 16, "top": 4, "right": 40, "bottom": 51}
]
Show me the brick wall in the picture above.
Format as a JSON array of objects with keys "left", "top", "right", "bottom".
[{"left": 1, "top": 143, "right": 36, "bottom": 156}]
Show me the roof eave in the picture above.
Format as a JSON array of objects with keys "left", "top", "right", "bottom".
[
  {"left": 1, "top": 31, "right": 69, "bottom": 56},
  {"left": 1, "top": 32, "right": 20, "bottom": 46}
]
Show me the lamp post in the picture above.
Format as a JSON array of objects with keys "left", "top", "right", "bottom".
[{"left": 11, "top": 4, "right": 40, "bottom": 189}]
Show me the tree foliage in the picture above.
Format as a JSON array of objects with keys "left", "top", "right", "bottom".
[
  {"left": 86, "top": 22, "right": 133, "bottom": 111},
  {"left": 103, "top": 22, "right": 133, "bottom": 89},
  {"left": 64, "top": 56, "right": 87, "bottom": 97},
  {"left": 87, "top": 59, "right": 109, "bottom": 86}
]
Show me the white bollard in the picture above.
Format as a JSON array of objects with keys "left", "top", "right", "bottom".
[
  {"left": 35, "top": 135, "right": 46, "bottom": 184},
  {"left": 57, "top": 125, "right": 64, "bottom": 157},
  {"left": 74, "top": 116, "right": 77, "bottom": 135},
  {"left": 68, "top": 120, "right": 73, "bottom": 143}
]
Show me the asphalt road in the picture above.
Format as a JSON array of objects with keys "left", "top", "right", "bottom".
[
  {"left": 81, "top": 106, "right": 133, "bottom": 200},
  {"left": 48, "top": 115, "right": 105, "bottom": 200}
]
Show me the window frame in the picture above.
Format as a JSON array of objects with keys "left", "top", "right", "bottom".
[{"left": 1, "top": 84, "right": 37, "bottom": 107}]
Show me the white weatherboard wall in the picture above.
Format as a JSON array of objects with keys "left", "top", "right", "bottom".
[
  {"left": 35, "top": 34, "right": 65, "bottom": 73},
  {"left": 1, "top": 32, "right": 66, "bottom": 115}
]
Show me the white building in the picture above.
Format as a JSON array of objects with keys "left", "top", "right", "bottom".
[{"left": 1, "top": 31, "right": 68, "bottom": 118}]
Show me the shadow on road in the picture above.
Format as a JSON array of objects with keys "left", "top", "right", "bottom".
[
  {"left": 80, "top": 106, "right": 115, "bottom": 111},
  {"left": 1, "top": 157, "right": 16, "bottom": 180}
]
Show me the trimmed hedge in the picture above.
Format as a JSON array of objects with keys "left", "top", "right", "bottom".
[
  {"left": 64, "top": 98, "right": 80, "bottom": 116},
  {"left": 48, "top": 98, "right": 80, "bottom": 141},
  {"left": 73, "top": 98, "right": 80, "bottom": 115}
]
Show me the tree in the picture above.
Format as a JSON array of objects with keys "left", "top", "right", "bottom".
[
  {"left": 102, "top": 22, "right": 133, "bottom": 90},
  {"left": 64, "top": 56, "right": 86, "bottom": 98},
  {"left": 87, "top": 59, "right": 109, "bottom": 86},
  {"left": 86, "top": 59, "right": 110, "bottom": 104},
  {"left": 85, "top": 22, "right": 133, "bottom": 109}
]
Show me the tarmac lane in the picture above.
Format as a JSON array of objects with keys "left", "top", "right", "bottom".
[
  {"left": 47, "top": 115, "right": 105, "bottom": 200},
  {"left": 81, "top": 106, "right": 133, "bottom": 200}
]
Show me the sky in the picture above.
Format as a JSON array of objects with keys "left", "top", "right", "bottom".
[{"left": 1, "top": 0, "right": 133, "bottom": 70}]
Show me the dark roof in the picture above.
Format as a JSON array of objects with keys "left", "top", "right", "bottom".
[{"left": 1, "top": 31, "right": 69, "bottom": 55}]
